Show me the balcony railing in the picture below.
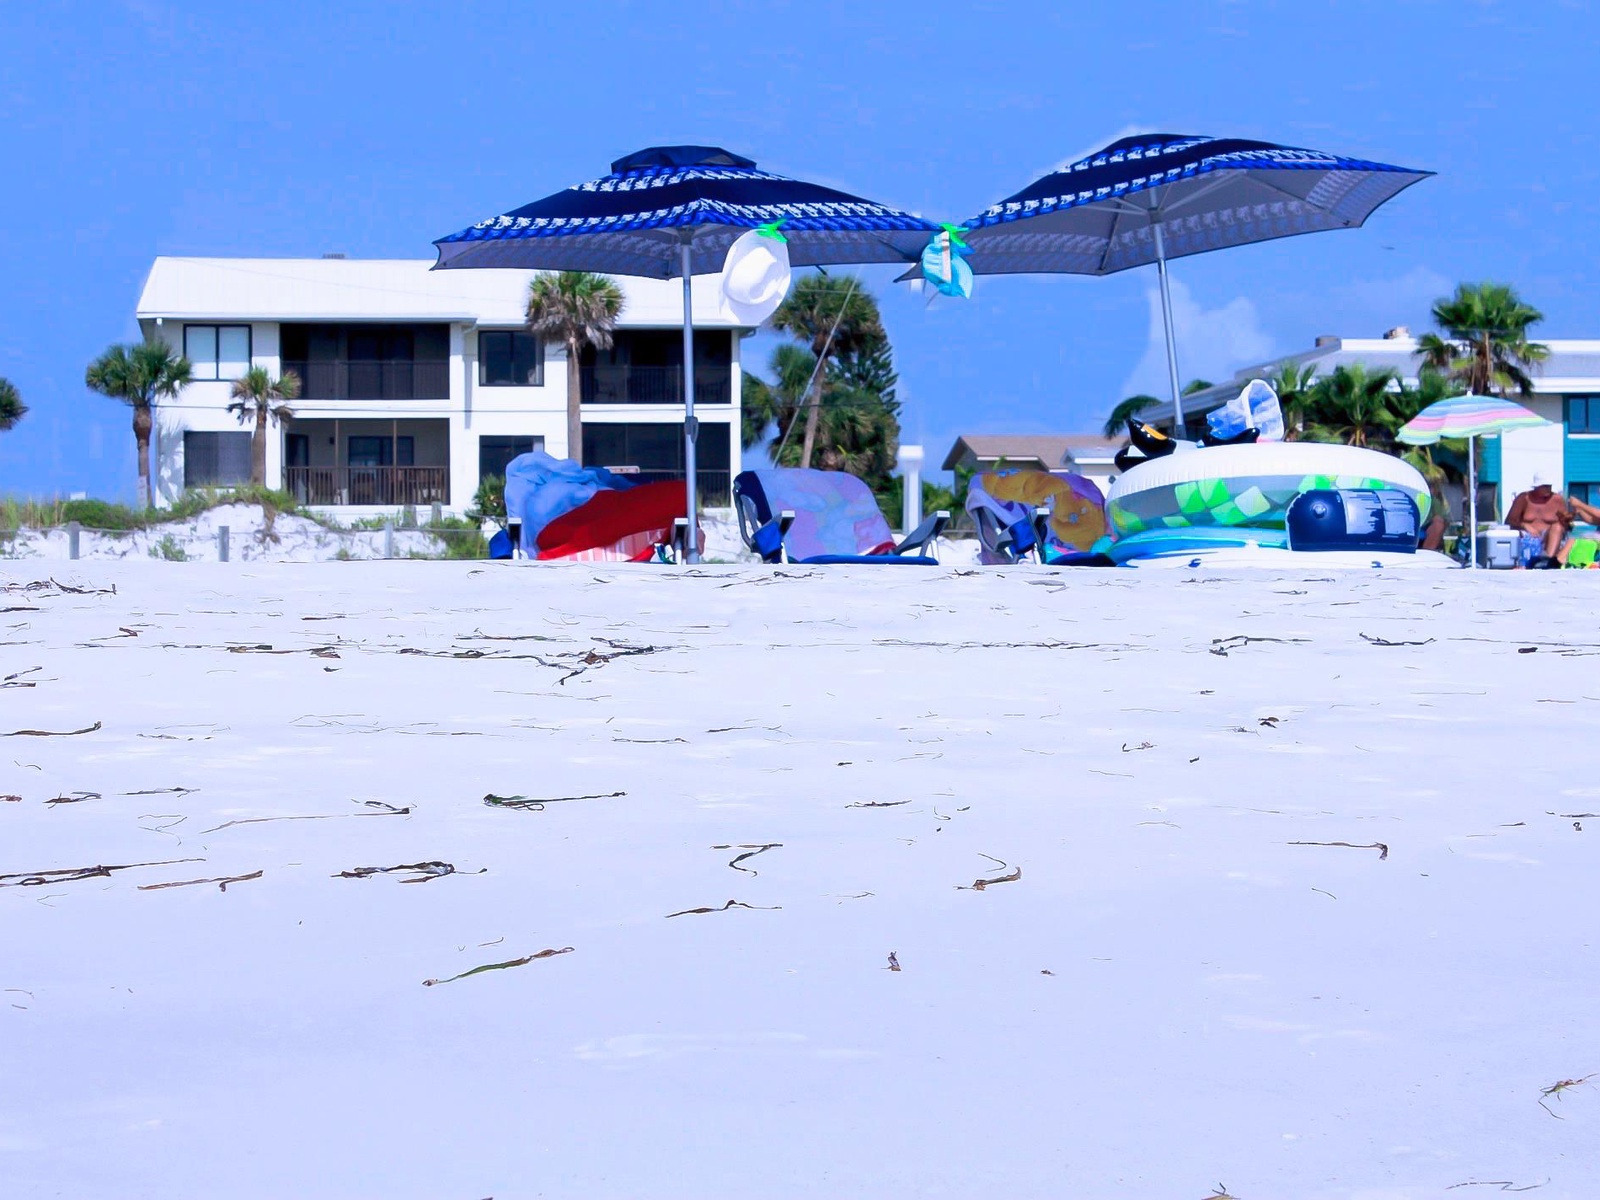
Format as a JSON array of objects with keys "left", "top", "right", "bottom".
[
  {"left": 580, "top": 366, "right": 731, "bottom": 406},
  {"left": 282, "top": 359, "right": 451, "bottom": 401},
  {"left": 285, "top": 466, "right": 450, "bottom": 507},
  {"left": 603, "top": 468, "right": 732, "bottom": 508}
]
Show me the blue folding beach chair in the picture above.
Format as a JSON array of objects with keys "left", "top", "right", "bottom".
[{"left": 734, "top": 469, "right": 949, "bottom": 565}]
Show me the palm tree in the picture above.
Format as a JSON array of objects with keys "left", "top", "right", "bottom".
[
  {"left": 1102, "top": 394, "right": 1161, "bottom": 438},
  {"left": 1390, "top": 366, "right": 1463, "bottom": 491},
  {"left": 1296, "top": 364, "right": 1406, "bottom": 449},
  {"left": 1417, "top": 282, "right": 1549, "bottom": 398},
  {"left": 1103, "top": 381, "right": 1215, "bottom": 438},
  {"left": 1267, "top": 362, "right": 1320, "bottom": 438},
  {"left": 770, "top": 273, "right": 884, "bottom": 468},
  {"left": 742, "top": 343, "right": 817, "bottom": 452},
  {"left": 86, "top": 339, "right": 193, "bottom": 508},
  {"left": 0, "top": 377, "right": 25, "bottom": 431},
  {"left": 227, "top": 366, "right": 301, "bottom": 486},
  {"left": 525, "top": 271, "right": 625, "bottom": 464}
]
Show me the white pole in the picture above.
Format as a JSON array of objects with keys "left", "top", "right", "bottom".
[
  {"left": 1468, "top": 435, "right": 1478, "bottom": 569},
  {"left": 680, "top": 238, "right": 701, "bottom": 564},
  {"left": 1150, "top": 207, "right": 1184, "bottom": 432}
]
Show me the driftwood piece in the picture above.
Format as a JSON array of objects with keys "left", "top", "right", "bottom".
[
  {"left": 958, "top": 854, "right": 1022, "bottom": 891},
  {"left": 139, "top": 870, "right": 263, "bottom": 893}
]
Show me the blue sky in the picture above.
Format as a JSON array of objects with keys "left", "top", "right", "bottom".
[{"left": 1, "top": 0, "right": 1596, "bottom": 498}]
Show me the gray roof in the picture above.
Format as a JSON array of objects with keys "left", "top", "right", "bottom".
[{"left": 942, "top": 434, "right": 1118, "bottom": 472}]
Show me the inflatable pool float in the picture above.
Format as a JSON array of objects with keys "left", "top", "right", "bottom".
[
  {"left": 1119, "top": 538, "right": 1456, "bottom": 571},
  {"left": 1107, "top": 442, "right": 1429, "bottom": 537}
]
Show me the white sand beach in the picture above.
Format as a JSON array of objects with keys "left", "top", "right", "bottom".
[{"left": 2, "top": 560, "right": 1596, "bottom": 1198}]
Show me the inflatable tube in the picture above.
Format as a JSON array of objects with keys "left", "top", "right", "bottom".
[
  {"left": 1107, "top": 442, "right": 1428, "bottom": 537},
  {"left": 1108, "top": 525, "right": 1288, "bottom": 565}
]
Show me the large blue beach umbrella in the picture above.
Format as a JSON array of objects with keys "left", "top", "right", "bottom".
[
  {"left": 434, "top": 146, "right": 938, "bottom": 561},
  {"left": 949, "top": 134, "right": 1433, "bottom": 427}
]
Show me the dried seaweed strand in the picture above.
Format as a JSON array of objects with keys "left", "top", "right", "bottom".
[
  {"left": 0, "top": 856, "right": 203, "bottom": 887},
  {"left": 711, "top": 843, "right": 782, "bottom": 875},
  {"left": 422, "top": 947, "right": 573, "bottom": 986},
  {"left": 483, "top": 790, "right": 624, "bottom": 811},
  {"left": 335, "top": 861, "right": 468, "bottom": 883},
  {"left": 665, "top": 899, "right": 783, "bottom": 918},
  {"left": 4, "top": 721, "right": 102, "bottom": 737},
  {"left": 1288, "top": 840, "right": 1390, "bottom": 861},
  {"left": 199, "top": 808, "right": 410, "bottom": 834}
]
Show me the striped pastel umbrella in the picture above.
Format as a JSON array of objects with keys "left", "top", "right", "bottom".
[{"left": 1397, "top": 394, "right": 1551, "bottom": 567}]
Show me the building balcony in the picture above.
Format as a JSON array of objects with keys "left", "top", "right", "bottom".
[
  {"left": 285, "top": 465, "right": 450, "bottom": 507},
  {"left": 580, "top": 365, "right": 731, "bottom": 407},
  {"left": 282, "top": 359, "right": 451, "bottom": 401}
]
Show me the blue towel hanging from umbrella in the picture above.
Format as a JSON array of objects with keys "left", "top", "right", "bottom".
[{"left": 434, "top": 147, "right": 936, "bottom": 561}]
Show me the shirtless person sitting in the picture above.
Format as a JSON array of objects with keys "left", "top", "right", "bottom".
[{"left": 1505, "top": 473, "right": 1573, "bottom": 564}]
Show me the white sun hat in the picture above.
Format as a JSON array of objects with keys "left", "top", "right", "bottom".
[
  {"left": 719, "top": 223, "right": 792, "bottom": 325},
  {"left": 1531, "top": 471, "right": 1552, "bottom": 488}
]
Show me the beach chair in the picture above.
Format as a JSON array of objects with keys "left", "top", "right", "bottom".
[
  {"left": 965, "top": 469, "right": 1111, "bottom": 566},
  {"left": 733, "top": 468, "right": 949, "bottom": 564},
  {"left": 1566, "top": 538, "right": 1598, "bottom": 569}
]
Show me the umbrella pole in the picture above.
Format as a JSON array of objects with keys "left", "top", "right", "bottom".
[
  {"left": 1151, "top": 218, "right": 1185, "bottom": 433},
  {"left": 1468, "top": 435, "right": 1477, "bottom": 569},
  {"left": 679, "top": 239, "right": 701, "bottom": 564}
]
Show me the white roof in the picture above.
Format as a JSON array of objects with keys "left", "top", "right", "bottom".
[
  {"left": 135, "top": 257, "right": 744, "bottom": 327},
  {"left": 1179, "top": 335, "right": 1600, "bottom": 419}
]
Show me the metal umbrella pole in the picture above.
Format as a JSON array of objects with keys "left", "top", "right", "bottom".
[
  {"left": 1467, "top": 435, "right": 1477, "bottom": 569},
  {"left": 1150, "top": 211, "right": 1184, "bottom": 431},
  {"left": 679, "top": 238, "right": 700, "bottom": 564}
]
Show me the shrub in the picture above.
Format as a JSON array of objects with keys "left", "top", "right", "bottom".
[
  {"left": 62, "top": 498, "right": 146, "bottom": 530},
  {"left": 470, "top": 474, "right": 507, "bottom": 525},
  {"left": 150, "top": 533, "right": 189, "bottom": 562}
]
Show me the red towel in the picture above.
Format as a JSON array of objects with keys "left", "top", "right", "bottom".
[{"left": 536, "top": 481, "right": 686, "bottom": 562}]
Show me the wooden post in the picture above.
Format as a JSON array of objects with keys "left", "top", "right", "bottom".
[
  {"left": 383, "top": 520, "right": 395, "bottom": 560},
  {"left": 218, "top": 526, "right": 230, "bottom": 562},
  {"left": 67, "top": 521, "right": 80, "bottom": 560}
]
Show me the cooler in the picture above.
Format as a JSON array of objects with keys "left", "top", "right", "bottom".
[{"left": 1476, "top": 527, "right": 1519, "bottom": 569}]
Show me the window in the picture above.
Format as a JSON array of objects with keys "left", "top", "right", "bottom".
[
  {"left": 1567, "top": 396, "right": 1600, "bottom": 434},
  {"left": 1571, "top": 482, "right": 1600, "bottom": 508},
  {"left": 183, "top": 432, "right": 251, "bottom": 487},
  {"left": 348, "top": 436, "right": 414, "bottom": 467},
  {"left": 479, "top": 435, "right": 543, "bottom": 481},
  {"left": 479, "top": 332, "right": 544, "bottom": 386},
  {"left": 184, "top": 325, "right": 251, "bottom": 381},
  {"left": 582, "top": 422, "right": 730, "bottom": 472}
]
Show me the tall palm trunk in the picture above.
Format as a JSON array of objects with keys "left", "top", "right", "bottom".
[
  {"left": 132, "top": 404, "right": 153, "bottom": 509},
  {"left": 566, "top": 337, "right": 584, "bottom": 465},
  {"left": 799, "top": 374, "right": 824, "bottom": 469},
  {"left": 252, "top": 406, "right": 269, "bottom": 486}
]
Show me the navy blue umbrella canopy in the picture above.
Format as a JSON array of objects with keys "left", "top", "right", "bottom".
[
  {"left": 433, "top": 146, "right": 937, "bottom": 563},
  {"left": 951, "top": 134, "right": 1433, "bottom": 424},
  {"left": 433, "top": 145, "right": 938, "bottom": 278},
  {"left": 962, "top": 134, "right": 1432, "bottom": 275}
]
